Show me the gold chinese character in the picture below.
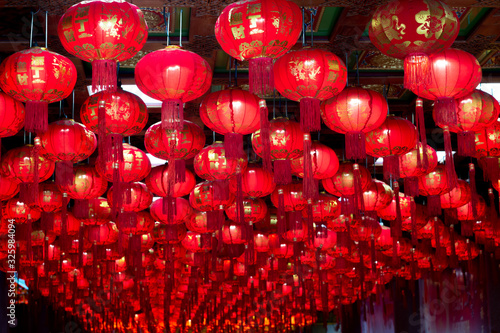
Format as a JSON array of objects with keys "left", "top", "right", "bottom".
[{"left": 231, "top": 26, "right": 245, "bottom": 40}]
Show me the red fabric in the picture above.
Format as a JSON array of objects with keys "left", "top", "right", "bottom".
[{"left": 193, "top": 142, "right": 247, "bottom": 181}]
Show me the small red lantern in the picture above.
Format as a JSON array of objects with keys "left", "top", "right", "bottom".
[
  {"left": 215, "top": 0, "right": 302, "bottom": 96},
  {"left": 194, "top": 142, "right": 248, "bottom": 182},
  {"left": 229, "top": 163, "right": 275, "bottom": 198},
  {"left": 361, "top": 180, "right": 393, "bottom": 213},
  {"left": 290, "top": 141, "right": 339, "bottom": 179},
  {"left": 119, "top": 211, "right": 155, "bottom": 236},
  {"left": 135, "top": 46, "right": 212, "bottom": 131},
  {"left": 274, "top": 49, "right": 347, "bottom": 132},
  {"left": 58, "top": 0, "right": 148, "bottom": 92},
  {"left": 57, "top": 165, "right": 108, "bottom": 200},
  {"left": 145, "top": 165, "right": 196, "bottom": 198},
  {"left": 399, "top": 143, "right": 438, "bottom": 196},
  {"left": 200, "top": 88, "right": 261, "bottom": 158},
  {"left": 418, "top": 165, "right": 453, "bottom": 216},
  {"left": 150, "top": 198, "right": 193, "bottom": 225},
  {"left": 107, "top": 182, "right": 153, "bottom": 212},
  {"left": 440, "top": 179, "right": 471, "bottom": 209},
  {"left": 189, "top": 181, "right": 235, "bottom": 212},
  {"left": 31, "top": 183, "right": 63, "bottom": 213},
  {"left": 95, "top": 143, "right": 151, "bottom": 183},
  {"left": 365, "top": 116, "right": 417, "bottom": 180},
  {"left": 475, "top": 121, "right": 500, "bottom": 182},
  {"left": 0, "top": 92, "right": 24, "bottom": 153},
  {"left": 225, "top": 197, "right": 268, "bottom": 224},
  {"left": 86, "top": 222, "right": 119, "bottom": 246},
  {"left": 377, "top": 193, "right": 412, "bottom": 221},
  {"left": 321, "top": 87, "right": 387, "bottom": 159},
  {"left": 80, "top": 197, "right": 111, "bottom": 226},
  {"left": 187, "top": 211, "right": 216, "bottom": 234},
  {"left": 252, "top": 118, "right": 304, "bottom": 185},
  {"left": 2, "top": 198, "right": 41, "bottom": 223},
  {"left": 301, "top": 194, "right": 340, "bottom": 222},
  {"left": 0, "top": 47, "right": 77, "bottom": 133},
  {"left": 369, "top": 0, "right": 459, "bottom": 91},
  {"left": 456, "top": 197, "right": 486, "bottom": 221},
  {"left": 270, "top": 182, "right": 307, "bottom": 212}
]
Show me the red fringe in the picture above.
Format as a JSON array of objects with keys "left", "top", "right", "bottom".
[
  {"left": 404, "top": 54, "right": 430, "bottom": 92},
  {"left": 345, "top": 131, "right": 366, "bottom": 160},
  {"left": 443, "top": 127, "right": 457, "bottom": 190},
  {"left": 235, "top": 171, "right": 245, "bottom": 226},
  {"left": 78, "top": 222, "right": 84, "bottom": 267},
  {"left": 306, "top": 201, "right": 314, "bottom": 243},
  {"left": 74, "top": 199, "right": 89, "bottom": 219},
  {"left": 112, "top": 164, "right": 123, "bottom": 219},
  {"left": 299, "top": 98, "right": 321, "bottom": 132},
  {"left": 25, "top": 101, "right": 48, "bottom": 133},
  {"left": 410, "top": 198, "right": 417, "bottom": 245},
  {"left": 383, "top": 155, "right": 400, "bottom": 181},
  {"left": 161, "top": 99, "right": 184, "bottom": 131},
  {"left": 488, "top": 188, "right": 497, "bottom": 223},
  {"left": 174, "top": 159, "right": 186, "bottom": 183},
  {"left": 434, "top": 98, "right": 458, "bottom": 127},
  {"left": 483, "top": 157, "right": 499, "bottom": 183},
  {"left": 449, "top": 225, "right": 458, "bottom": 268},
  {"left": 404, "top": 177, "right": 419, "bottom": 197},
  {"left": 27, "top": 216, "right": 32, "bottom": 263},
  {"left": 249, "top": 57, "right": 273, "bottom": 96},
  {"left": 277, "top": 189, "right": 285, "bottom": 239},
  {"left": 353, "top": 163, "right": 365, "bottom": 217},
  {"left": 224, "top": 133, "right": 244, "bottom": 159},
  {"left": 370, "top": 237, "right": 376, "bottom": 273},
  {"left": 56, "top": 161, "right": 74, "bottom": 187},
  {"left": 213, "top": 179, "right": 229, "bottom": 201},
  {"left": 469, "top": 163, "right": 478, "bottom": 218},
  {"left": 457, "top": 131, "right": 476, "bottom": 157},
  {"left": 444, "top": 208, "right": 457, "bottom": 227},
  {"left": 392, "top": 237, "right": 399, "bottom": 267},
  {"left": 427, "top": 195, "right": 442, "bottom": 217},
  {"left": 415, "top": 98, "right": 429, "bottom": 170},
  {"left": 302, "top": 134, "right": 317, "bottom": 200},
  {"left": 61, "top": 194, "right": 69, "bottom": 251},
  {"left": 97, "top": 100, "right": 108, "bottom": 165},
  {"left": 393, "top": 182, "right": 402, "bottom": 238},
  {"left": 274, "top": 159, "right": 292, "bottom": 185},
  {"left": 259, "top": 100, "right": 273, "bottom": 173},
  {"left": 462, "top": 220, "right": 473, "bottom": 237},
  {"left": 91, "top": 59, "right": 117, "bottom": 93}
]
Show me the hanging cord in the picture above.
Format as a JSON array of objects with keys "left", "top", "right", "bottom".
[
  {"left": 273, "top": 90, "right": 276, "bottom": 119},
  {"left": 45, "top": 11, "right": 48, "bottom": 48},
  {"left": 30, "top": 10, "right": 41, "bottom": 48},
  {"left": 163, "top": 7, "right": 170, "bottom": 46},
  {"left": 301, "top": 7, "right": 306, "bottom": 47},
  {"left": 234, "top": 59, "right": 238, "bottom": 87},
  {"left": 117, "top": 62, "right": 122, "bottom": 88},
  {"left": 345, "top": 52, "right": 349, "bottom": 87},
  {"left": 308, "top": 8, "right": 316, "bottom": 47},
  {"left": 356, "top": 51, "right": 360, "bottom": 86},
  {"left": 72, "top": 90, "right": 75, "bottom": 119},
  {"left": 179, "top": 9, "right": 183, "bottom": 47}
]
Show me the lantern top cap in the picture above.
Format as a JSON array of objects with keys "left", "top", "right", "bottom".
[{"left": 164, "top": 45, "right": 182, "bottom": 50}]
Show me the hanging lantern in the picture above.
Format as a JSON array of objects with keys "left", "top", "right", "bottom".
[
  {"left": 228, "top": 163, "right": 276, "bottom": 198},
  {"left": 438, "top": 90, "right": 500, "bottom": 157},
  {"left": 80, "top": 197, "right": 111, "bottom": 226},
  {"left": 215, "top": 0, "right": 302, "bottom": 96},
  {"left": 270, "top": 182, "right": 307, "bottom": 212},
  {"left": 361, "top": 180, "right": 393, "bottom": 215},
  {"left": 225, "top": 197, "right": 268, "bottom": 224},
  {"left": 39, "top": 119, "right": 97, "bottom": 187},
  {"left": 365, "top": 116, "right": 417, "bottom": 181},
  {"left": 2, "top": 198, "right": 41, "bottom": 224},
  {"left": 58, "top": 0, "right": 148, "bottom": 92},
  {"left": 290, "top": 141, "right": 339, "bottom": 180},
  {"left": 377, "top": 192, "right": 412, "bottom": 221},
  {"left": 95, "top": 143, "right": 151, "bottom": 183},
  {"left": 399, "top": 143, "right": 438, "bottom": 196},
  {"left": 57, "top": 165, "right": 108, "bottom": 200},
  {"left": 107, "top": 182, "right": 153, "bottom": 212},
  {"left": 30, "top": 183, "right": 63, "bottom": 213},
  {"left": 418, "top": 165, "right": 453, "bottom": 216},
  {"left": 440, "top": 179, "right": 471, "bottom": 210},
  {"left": 274, "top": 49, "right": 347, "bottom": 132},
  {"left": 200, "top": 88, "right": 261, "bottom": 158},
  {"left": 0, "top": 91, "right": 25, "bottom": 157},
  {"left": 0, "top": 47, "right": 76, "bottom": 134},
  {"left": 321, "top": 87, "right": 387, "bottom": 160},
  {"left": 369, "top": 0, "right": 459, "bottom": 91},
  {"left": 476, "top": 120, "right": 500, "bottom": 182},
  {"left": 135, "top": 46, "right": 212, "bottom": 131},
  {"left": 151, "top": 198, "right": 193, "bottom": 225},
  {"left": 145, "top": 165, "right": 196, "bottom": 198},
  {"left": 252, "top": 118, "right": 304, "bottom": 185},
  {"left": 300, "top": 194, "right": 340, "bottom": 223},
  {"left": 0, "top": 174, "right": 19, "bottom": 201},
  {"left": 189, "top": 181, "right": 235, "bottom": 212}
]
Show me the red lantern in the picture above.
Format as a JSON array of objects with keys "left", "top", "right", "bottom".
[
  {"left": 361, "top": 180, "right": 393, "bottom": 213},
  {"left": 86, "top": 222, "right": 119, "bottom": 246},
  {"left": 321, "top": 87, "right": 387, "bottom": 159},
  {"left": 2, "top": 198, "right": 41, "bottom": 223},
  {"left": 194, "top": 142, "right": 248, "bottom": 181},
  {"left": 365, "top": 116, "right": 417, "bottom": 180},
  {"left": 95, "top": 144, "right": 151, "bottom": 183},
  {"left": 440, "top": 179, "right": 471, "bottom": 209},
  {"left": 0, "top": 92, "right": 24, "bottom": 153},
  {"left": 80, "top": 197, "right": 111, "bottom": 226},
  {"left": 215, "top": 0, "right": 301, "bottom": 96},
  {"left": 189, "top": 181, "right": 235, "bottom": 212},
  {"left": 401, "top": 204, "right": 428, "bottom": 232},
  {"left": 0, "top": 174, "right": 19, "bottom": 201},
  {"left": 145, "top": 165, "right": 196, "bottom": 198},
  {"left": 377, "top": 193, "right": 412, "bottom": 221},
  {"left": 369, "top": 0, "right": 459, "bottom": 91},
  {"left": 200, "top": 88, "right": 261, "bottom": 158},
  {"left": 274, "top": 49, "right": 347, "bottom": 132},
  {"left": 301, "top": 194, "right": 340, "bottom": 223},
  {"left": 476, "top": 121, "right": 500, "bottom": 182},
  {"left": 135, "top": 46, "right": 212, "bottom": 131},
  {"left": 399, "top": 143, "right": 438, "bottom": 196},
  {"left": 153, "top": 223, "right": 187, "bottom": 245},
  {"left": 119, "top": 211, "right": 155, "bottom": 236},
  {"left": 0, "top": 47, "right": 77, "bottom": 133},
  {"left": 107, "top": 182, "right": 153, "bottom": 212},
  {"left": 322, "top": 163, "right": 372, "bottom": 197},
  {"left": 187, "top": 211, "right": 216, "bottom": 234},
  {"left": 225, "top": 197, "right": 268, "bottom": 224},
  {"left": 438, "top": 90, "right": 500, "bottom": 157},
  {"left": 182, "top": 231, "right": 213, "bottom": 253},
  {"left": 151, "top": 198, "right": 193, "bottom": 225},
  {"left": 418, "top": 165, "right": 453, "bottom": 216},
  {"left": 252, "top": 118, "right": 304, "bottom": 185},
  {"left": 270, "top": 182, "right": 307, "bottom": 212},
  {"left": 456, "top": 197, "right": 486, "bottom": 221},
  {"left": 31, "top": 183, "right": 63, "bottom": 213},
  {"left": 49, "top": 212, "right": 80, "bottom": 237},
  {"left": 57, "top": 165, "right": 108, "bottom": 200},
  {"left": 58, "top": 0, "right": 148, "bottom": 92},
  {"left": 229, "top": 163, "right": 275, "bottom": 198},
  {"left": 290, "top": 141, "right": 339, "bottom": 179}
]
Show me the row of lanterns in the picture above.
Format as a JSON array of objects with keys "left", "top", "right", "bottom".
[{"left": 0, "top": 0, "right": 498, "bottom": 332}]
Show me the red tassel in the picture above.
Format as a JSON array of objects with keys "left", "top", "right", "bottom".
[
  {"left": 392, "top": 237, "right": 399, "bottom": 267},
  {"left": 25, "top": 101, "right": 48, "bottom": 133},
  {"left": 404, "top": 54, "right": 430, "bottom": 91},
  {"left": 427, "top": 195, "right": 442, "bottom": 217},
  {"left": 27, "top": 215, "right": 32, "bottom": 263},
  {"left": 434, "top": 98, "right": 458, "bottom": 127},
  {"left": 175, "top": 159, "right": 186, "bottom": 183},
  {"left": 259, "top": 100, "right": 272, "bottom": 173},
  {"left": 488, "top": 188, "right": 497, "bottom": 222},
  {"left": 299, "top": 98, "right": 321, "bottom": 132},
  {"left": 443, "top": 127, "right": 457, "bottom": 190},
  {"left": 277, "top": 188, "right": 285, "bottom": 239},
  {"left": 383, "top": 155, "right": 400, "bottom": 181},
  {"left": 213, "top": 179, "right": 229, "bottom": 201},
  {"left": 74, "top": 199, "right": 89, "bottom": 219},
  {"left": 404, "top": 177, "right": 419, "bottom": 197},
  {"left": 235, "top": 168, "right": 245, "bottom": 226},
  {"left": 161, "top": 99, "right": 184, "bottom": 131},
  {"left": 273, "top": 159, "right": 292, "bottom": 185},
  {"left": 306, "top": 200, "right": 314, "bottom": 243},
  {"left": 345, "top": 131, "right": 366, "bottom": 160},
  {"left": 97, "top": 100, "right": 109, "bottom": 166},
  {"left": 370, "top": 236, "right": 376, "bottom": 273},
  {"left": 393, "top": 182, "right": 402, "bottom": 238},
  {"left": 302, "top": 134, "right": 317, "bottom": 200},
  {"left": 112, "top": 163, "right": 123, "bottom": 219},
  {"left": 61, "top": 193, "right": 69, "bottom": 251},
  {"left": 410, "top": 197, "right": 417, "bottom": 245},
  {"left": 469, "top": 163, "right": 478, "bottom": 218},
  {"left": 482, "top": 157, "right": 499, "bottom": 183},
  {"left": 91, "top": 59, "right": 117, "bottom": 93},
  {"left": 434, "top": 217, "right": 443, "bottom": 258},
  {"left": 449, "top": 225, "right": 458, "bottom": 268},
  {"left": 224, "top": 133, "right": 244, "bottom": 159},
  {"left": 249, "top": 57, "right": 273, "bottom": 96},
  {"left": 56, "top": 161, "right": 74, "bottom": 187},
  {"left": 78, "top": 222, "right": 84, "bottom": 267},
  {"left": 462, "top": 220, "right": 473, "bottom": 237},
  {"left": 415, "top": 98, "right": 429, "bottom": 170},
  {"left": 353, "top": 163, "right": 365, "bottom": 216},
  {"left": 457, "top": 131, "right": 476, "bottom": 157}
]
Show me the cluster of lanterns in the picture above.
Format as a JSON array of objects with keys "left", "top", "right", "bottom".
[{"left": 0, "top": 0, "right": 498, "bottom": 332}]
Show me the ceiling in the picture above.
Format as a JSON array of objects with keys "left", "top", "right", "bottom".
[{"left": 0, "top": 0, "right": 499, "bottom": 179}]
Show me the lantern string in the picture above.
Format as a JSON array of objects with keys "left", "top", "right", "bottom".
[
  {"left": 273, "top": 90, "right": 276, "bottom": 119},
  {"left": 234, "top": 59, "right": 238, "bottom": 87},
  {"left": 285, "top": 99, "right": 288, "bottom": 118},
  {"left": 117, "top": 62, "right": 122, "bottom": 88},
  {"left": 163, "top": 7, "right": 170, "bottom": 46},
  {"left": 179, "top": 9, "right": 183, "bottom": 47},
  {"left": 213, "top": 131, "right": 216, "bottom": 144},
  {"left": 345, "top": 52, "right": 349, "bottom": 87},
  {"left": 72, "top": 90, "right": 75, "bottom": 119},
  {"left": 356, "top": 50, "right": 360, "bottom": 86},
  {"left": 308, "top": 8, "right": 316, "bottom": 47},
  {"left": 301, "top": 7, "right": 306, "bottom": 47},
  {"left": 45, "top": 11, "right": 48, "bottom": 48}
]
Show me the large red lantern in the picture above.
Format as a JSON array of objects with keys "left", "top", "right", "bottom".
[
  {"left": 39, "top": 119, "right": 97, "bottom": 186},
  {"left": 365, "top": 116, "right": 417, "bottom": 180},
  {"left": 215, "top": 0, "right": 301, "bottom": 96},
  {"left": 438, "top": 90, "right": 500, "bottom": 157},
  {"left": 252, "top": 118, "right": 304, "bottom": 184},
  {"left": 58, "top": 0, "right": 148, "bottom": 92},
  {"left": 321, "top": 87, "right": 387, "bottom": 159},
  {"left": 0, "top": 47, "right": 76, "bottom": 133},
  {"left": 229, "top": 163, "right": 275, "bottom": 198},
  {"left": 361, "top": 180, "right": 393, "bottom": 214},
  {"left": 301, "top": 194, "right": 340, "bottom": 223},
  {"left": 31, "top": 183, "right": 63, "bottom": 213},
  {"left": 399, "top": 143, "right": 438, "bottom": 196},
  {"left": 369, "top": 0, "right": 459, "bottom": 91},
  {"left": 135, "top": 46, "right": 212, "bottom": 131},
  {"left": 274, "top": 49, "right": 347, "bottom": 132},
  {"left": 145, "top": 165, "right": 196, "bottom": 198},
  {"left": 270, "top": 182, "right": 307, "bottom": 212},
  {"left": 0, "top": 92, "right": 24, "bottom": 154},
  {"left": 418, "top": 165, "right": 453, "bottom": 216},
  {"left": 322, "top": 163, "right": 372, "bottom": 198},
  {"left": 290, "top": 141, "right": 339, "bottom": 180},
  {"left": 194, "top": 142, "right": 248, "bottom": 182},
  {"left": 200, "top": 88, "right": 261, "bottom": 158}
]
